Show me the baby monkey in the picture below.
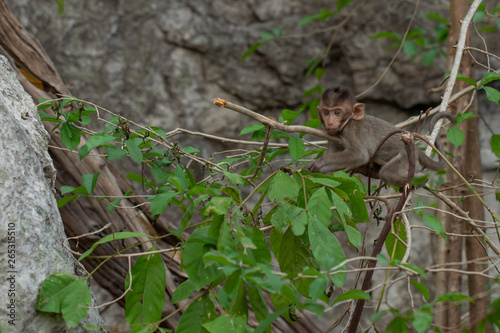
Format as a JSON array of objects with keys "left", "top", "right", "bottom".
[{"left": 306, "top": 87, "right": 454, "bottom": 187}]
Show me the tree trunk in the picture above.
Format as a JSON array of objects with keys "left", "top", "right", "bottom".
[{"left": 436, "top": 1, "right": 491, "bottom": 331}]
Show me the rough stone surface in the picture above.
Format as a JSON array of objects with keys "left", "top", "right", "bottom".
[
  {"left": 5, "top": 1, "right": 499, "bottom": 155},
  {"left": 0, "top": 55, "right": 104, "bottom": 332},
  {"left": 1, "top": 1, "right": 456, "bottom": 127}
]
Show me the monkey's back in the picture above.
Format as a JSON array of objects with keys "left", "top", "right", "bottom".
[{"left": 353, "top": 115, "right": 406, "bottom": 166}]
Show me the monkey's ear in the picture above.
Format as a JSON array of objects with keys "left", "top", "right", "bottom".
[{"left": 352, "top": 103, "right": 365, "bottom": 120}]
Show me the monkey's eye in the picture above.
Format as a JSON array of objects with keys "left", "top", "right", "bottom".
[
  {"left": 323, "top": 110, "right": 329, "bottom": 116},
  {"left": 334, "top": 110, "right": 341, "bottom": 116}
]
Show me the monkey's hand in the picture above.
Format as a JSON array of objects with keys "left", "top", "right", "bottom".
[{"left": 305, "top": 159, "right": 324, "bottom": 173}]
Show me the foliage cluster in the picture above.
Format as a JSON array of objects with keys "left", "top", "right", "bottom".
[{"left": 33, "top": 1, "right": 500, "bottom": 332}]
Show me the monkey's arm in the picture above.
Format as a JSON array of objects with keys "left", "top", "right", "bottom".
[{"left": 306, "top": 148, "right": 370, "bottom": 173}]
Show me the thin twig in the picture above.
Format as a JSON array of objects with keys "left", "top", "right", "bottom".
[{"left": 245, "top": 125, "right": 271, "bottom": 179}]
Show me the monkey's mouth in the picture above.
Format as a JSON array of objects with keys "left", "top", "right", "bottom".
[{"left": 326, "top": 128, "right": 339, "bottom": 135}]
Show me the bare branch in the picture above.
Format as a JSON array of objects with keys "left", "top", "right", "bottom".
[{"left": 213, "top": 98, "right": 343, "bottom": 145}]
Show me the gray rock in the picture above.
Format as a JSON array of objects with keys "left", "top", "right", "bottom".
[{"left": 0, "top": 55, "right": 104, "bottom": 333}]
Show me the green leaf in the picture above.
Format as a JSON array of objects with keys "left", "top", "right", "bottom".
[
  {"left": 247, "top": 285, "right": 269, "bottom": 325},
  {"left": 181, "top": 146, "right": 202, "bottom": 154},
  {"left": 229, "top": 280, "right": 248, "bottom": 318},
  {"left": 36, "top": 273, "right": 91, "bottom": 329},
  {"left": 426, "top": 13, "right": 449, "bottom": 25},
  {"left": 268, "top": 170, "right": 299, "bottom": 203},
  {"left": 402, "top": 40, "right": 418, "bottom": 57},
  {"left": 309, "top": 176, "right": 341, "bottom": 188},
  {"left": 407, "top": 28, "right": 425, "bottom": 39},
  {"left": 82, "top": 173, "right": 99, "bottom": 195},
  {"left": 177, "top": 294, "right": 216, "bottom": 333},
  {"left": 421, "top": 49, "right": 437, "bottom": 67},
  {"left": 182, "top": 227, "right": 222, "bottom": 290},
  {"left": 491, "top": 134, "right": 500, "bottom": 159},
  {"left": 308, "top": 218, "right": 346, "bottom": 271},
  {"left": 410, "top": 281, "right": 430, "bottom": 302},
  {"left": 61, "top": 279, "right": 92, "bottom": 328},
  {"left": 106, "top": 145, "right": 128, "bottom": 160},
  {"left": 202, "top": 315, "right": 247, "bottom": 333},
  {"left": 482, "top": 86, "right": 500, "bottom": 104},
  {"left": 423, "top": 214, "right": 447, "bottom": 241},
  {"left": 60, "top": 122, "right": 81, "bottom": 151},
  {"left": 412, "top": 304, "right": 433, "bottom": 333},
  {"left": 334, "top": 289, "right": 371, "bottom": 303},
  {"left": 371, "top": 310, "right": 390, "bottom": 323},
  {"left": 171, "top": 279, "right": 196, "bottom": 304},
  {"left": 36, "top": 273, "right": 77, "bottom": 312},
  {"left": 37, "top": 98, "right": 52, "bottom": 109},
  {"left": 38, "top": 111, "right": 61, "bottom": 122},
  {"left": 79, "top": 232, "right": 151, "bottom": 261},
  {"left": 61, "top": 185, "right": 79, "bottom": 195},
  {"left": 218, "top": 270, "right": 242, "bottom": 310},
  {"left": 270, "top": 204, "right": 291, "bottom": 231},
  {"left": 385, "top": 220, "right": 407, "bottom": 261},
  {"left": 289, "top": 136, "right": 306, "bottom": 162},
  {"left": 455, "top": 73, "right": 477, "bottom": 87},
  {"left": 345, "top": 224, "right": 362, "bottom": 249},
  {"left": 446, "top": 127, "right": 465, "bottom": 147},
  {"left": 434, "top": 292, "right": 474, "bottom": 303},
  {"left": 337, "top": 0, "right": 352, "bottom": 10},
  {"left": 307, "top": 187, "right": 331, "bottom": 226},
  {"left": 400, "top": 263, "right": 427, "bottom": 279},
  {"left": 308, "top": 273, "right": 328, "bottom": 300},
  {"left": 315, "top": 67, "right": 325, "bottom": 80},
  {"left": 57, "top": 194, "right": 78, "bottom": 208},
  {"left": 329, "top": 189, "right": 351, "bottom": 223},
  {"left": 280, "top": 109, "right": 300, "bottom": 124},
  {"left": 261, "top": 30, "right": 275, "bottom": 41},
  {"left": 377, "top": 254, "right": 390, "bottom": 265},
  {"left": 254, "top": 307, "right": 289, "bottom": 333},
  {"left": 126, "top": 138, "right": 143, "bottom": 164},
  {"left": 242, "top": 227, "right": 272, "bottom": 264},
  {"left": 455, "top": 110, "right": 476, "bottom": 125},
  {"left": 480, "top": 72, "right": 500, "bottom": 86},
  {"left": 299, "top": 9, "right": 334, "bottom": 26},
  {"left": 386, "top": 316, "right": 407, "bottom": 333},
  {"left": 242, "top": 41, "right": 263, "bottom": 62},
  {"left": 278, "top": 228, "right": 313, "bottom": 296},
  {"left": 222, "top": 170, "right": 247, "bottom": 186},
  {"left": 205, "top": 196, "right": 232, "bottom": 216},
  {"left": 473, "top": 10, "right": 487, "bottom": 23},
  {"left": 127, "top": 173, "right": 155, "bottom": 189},
  {"left": 79, "top": 133, "right": 116, "bottom": 159},
  {"left": 270, "top": 285, "right": 299, "bottom": 322},
  {"left": 288, "top": 206, "right": 308, "bottom": 236},
  {"left": 371, "top": 31, "right": 400, "bottom": 40},
  {"left": 150, "top": 191, "right": 177, "bottom": 216},
  {"left": 125, "top": 247, "right": 166, "bottom": 326}
]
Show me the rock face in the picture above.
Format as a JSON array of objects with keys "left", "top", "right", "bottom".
[
  {"left": 0, "top": 55, "right": 104, "bottom": 332},
  {"left": 6, "top": 1, "right": 500, "bottom": 145},
  {"left": 5, "top": 0, "right": 465, "bottom": 138}
]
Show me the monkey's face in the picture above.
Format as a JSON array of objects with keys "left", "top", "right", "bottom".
[
  {"left": 317, "top": 101, "right": 365, "bottom": 135},
  {"left": 318, "top": 104, "right": 346, "bottom": 135}
]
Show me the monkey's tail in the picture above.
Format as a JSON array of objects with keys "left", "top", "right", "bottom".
[{"left": 420, "top": 111, "right": 456, "bottom": 170}]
